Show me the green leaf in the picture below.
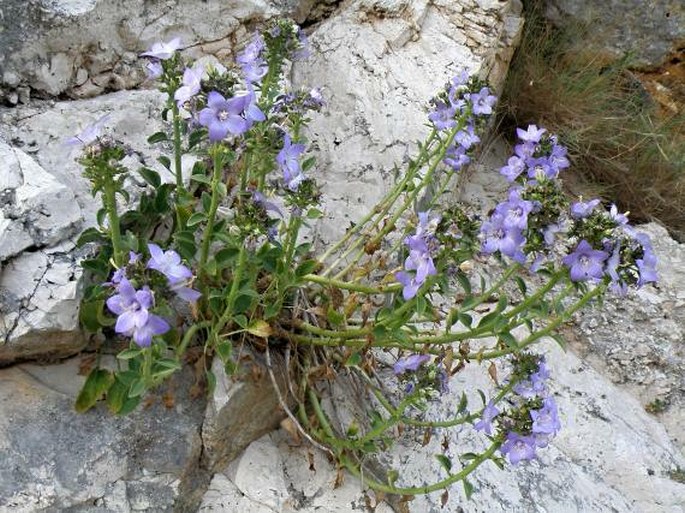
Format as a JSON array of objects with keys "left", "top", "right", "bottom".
[
  {"left": 139, "top": 167, "right": 162, "bottom": 188},
  {"left": 499, "top": 331, "right": 518, "bottom": 349},
  {"left": 306, "top": 207, "right": 323, "bottom": 219},
  {"left": 191, "top": 174, "right": 212, "bottom": 186},
  {"left": 457, "top": 391, "right": 468, "bottom": 414},
  {"left": 458, "top": 313, "right": 473, "bottom": 328},
  {"left": 80, "top": 299, "right": 106, "bottom": 332},
  {"left": 514, "top": 276, "right": 528, "bottom": 296},
  {"left": 201, "top": 191, "right": 212, "bottom": 213},
  {"left": 216, "top": 340, "right": 233, "bottom": 362},
  {"left": 106, "top": 378, "right": 128, "bottom": 414},
  {"left": 186, "top": 212, "right": 206, "bottom": 227},
  {"left": 326, "top": 307, "right": 345, "bottom": 327},
  {"left": 75, "top": 368, "right": 114, "bottom": 413},
  {"left": 461, "top": 294, "right": 478, "bottom": 311},
  {"left": 117, "top": 347, "right": 143, "bottom": 360},
  {"left": 247, "top": 320, "right": 272, "bottom": 338},
  {"left": 295, "top": 259, "right": 318, "bottom": 277},
  {"left": 345, "top": 352, "right": 363, "bottom": 367},
  {"left": 435, "top": 454, "right": 452, "bottom": 473},
  {"left": 550, "top": 333, "right": 567, "bottom": 349},
  {"left": 302, "top": 156, "right": 316, "bottom": 171},
  {"left": 460, "top": 452, "right": 479, "bottom": 461},
  {"left": 188, "top": 129, "right": 205, "bottom": 150},
  {"left": 206, "top": 369, "right": 217, "bottom": 396},
  {"left": 456, "top": 272, "right": 472, "bottom": 295},
  {"left": 463, "top": 479, "right": 474, "bottom": 500},
  {"left": 158, "top": 155, "right": 171, "bottom": 170},
  {"left": 215, "top": 247, "right": 239, "bottom": 268},
  {"left": 128, "top": 379, "right": 147, "bottom": 398},
  {"left": 77, "top": 227, "right": 105, "bottom": 247},
  {"left": 234, "top": 315, "right": 248, "bottom": 328},
  {"left": 147, "top": 131, "right": 168, "bottom": 144}
]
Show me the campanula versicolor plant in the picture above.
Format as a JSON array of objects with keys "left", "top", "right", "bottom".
[{"left": 72, "top": 19, "right": 658, "bottom": 501}]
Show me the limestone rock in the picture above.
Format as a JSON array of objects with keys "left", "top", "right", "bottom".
[
  {"left": 199, "top": 432, "right": 394, "bottom": 513},
  {"left": 0, "top": 0, "right": 309, "bottom": 100},
  {"left": 0, "top": 90, "right": 169, "bottom": 365},
  {"left": 0, "top": 140, "right": 82, "bottom": 262},
  {"left": 0, "top": 244, "right": 86, "bottom": 365},
  {"left": 291, "top": 0, "right": 523, "bottom": 244},
  {"left": 202, "top": 352, "right": 291, "bottom": 472},
  {"left": 571, "top": 222, "right": 685, "bottom": 454},
  {"left": 204, "top": 340, "right": 685, "bottom": 513},
  {"left": 545, "top": 0, "right": 685, "bottom": 69},
  {"left": 0, "top": 355, "right": 207, "bottom": 512},
  {"left": 386, "top": 340, "right": 685, "bottom": 512}
]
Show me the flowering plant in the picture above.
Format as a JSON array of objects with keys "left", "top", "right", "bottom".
[{"left": 73, "top": 20, "right": 657, "bottom": 498}]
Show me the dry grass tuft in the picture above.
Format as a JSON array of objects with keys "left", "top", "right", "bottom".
[{"left": 498, "top": 1, "right": 685, "bottom": 240}]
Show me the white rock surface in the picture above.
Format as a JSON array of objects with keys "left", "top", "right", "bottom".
[
  {"left": 291, "top": 0, "right": 523, "bottom": 244},
  {"left": 0, "top": 140, "right": 82, "bottom": 262},
  {"left": 0, "top": 91, "right": 168, "bottom": 363},
  {"left": 0, "top": 0, "right": 307, "bottom": 100},
  {"left": 200, "top": 340, "right": 685, "bottom": 513},
  {"left": 199, "top": 431, "right": 394, "bottom": 513}
]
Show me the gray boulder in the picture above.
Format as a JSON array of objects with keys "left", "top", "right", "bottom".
[
  {"left": 545, "top": 0, "right": 685, "bottom": 68},
  {"left": 0, "top": 0, "right": 308, "bottom": 102}
]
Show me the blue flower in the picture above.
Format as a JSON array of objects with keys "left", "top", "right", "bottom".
[
  {"left": 198, "top": 91, "right": 250, "bottom": 141},
  {"left": 562, "top": 240, "right": 608, "bottom": 282},
  {"left": 277, "top": 133, "right": 306, "bottom": 191},
  {"left": 174, "top": 66, "right": 203, "bottom": 109},
  {"left": 500, "top": 155, "right": 526, "bottom": 182},
  {"left": 141, "top": 37, "right": 182, "bottom": 60},
  {"left": 570, "top": 198, "right": 601, "bottom": 219},
  {"left": 393, "top": 354, "right": 430, "bottom": 375},
  {"left": 428, "top": 100, "right": 457, "bottom": 130},
  {"left": 531, "top": 397, "right": 561, "bottom": 435},
  {"left": 443, "top": 144, "right": 471, "bottom": 171},
  {"left": 474, "top": 400, "right": 500, "bottom": 436},
  {"left": 237, "top": 35, "right": 267, "bottom": 83},
  {"left": 395, "top": 212, "right": 439, "bottom": 299},
  {"left": 516, "top": 124, "right": 546, "bottom": 143},
  {"left": 500, "top": 432, "right": 537, "bottom": 465},
  {"left": 480, "top": 213, "right": 526, "bottom": 263},
  {"left": 467, "top": 87, "right": 497, "bottom": 116},
  {"left": 147, "top": 243, "right": 192, "bottom": 284},
  {"left": 106, "top": 278, "right": 170, "bottom": 347}
]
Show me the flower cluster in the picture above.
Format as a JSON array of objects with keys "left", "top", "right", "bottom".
[
  {"left": 105, "top": 244, "right": 200, "bottom": 347},
  {"left": 428, "top": 72, "right": 497, "bottom": 172},
  {"left": 396, "top": 212, "right": 441, "bottom": 300},
  {"left": 393, "top": 353, "right": 448, "bottom": 397},
  {"left": 565, "top": 202, "right": 658, "bottom": 291},
  {"left": 237, "top": 34, "right": 267, "bottom": 84},
  {"left": 474, "top": 357, "right": 561, "bottom": 465},
  {"left": 500, "top": 125, "right": 570, "bottom": 183}
]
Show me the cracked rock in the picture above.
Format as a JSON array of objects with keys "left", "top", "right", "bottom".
[
  {"left": 0, "top": 355, "right": 206, "bottom": 512},
  {"left": 0, "top": 139, "right": 82, "bottom": 263},
  {"left": 291, "top": 0, "right": 523, "bottom": 245}
]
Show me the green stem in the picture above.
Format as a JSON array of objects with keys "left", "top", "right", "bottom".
[
  {"left": 172, "top": 103, "right": 184, "bottom": 191},
  {"left": 103, "top": 176, "right": 124, "bottom": 267},
  {"left": 302, "top": 274, "right": 402, "bottom": 295},
  {"left": 339, "top": 441, "right": 501, "bottom": 495},
  {"left": 176, "top": 321, "right": 212, "bottom": 359},
  {"left": 211, "top": 246, "right": 249, "bottom": 338},
  {"left": 284, "top": 215, "right": 303, "bottom": 270},
  {"left": 199, "top": 146, "right": 223, "bottom": 274},
  {"left": 142, "top": 346, "right": 153, "bottom": 388},
  {"left": 331, "top": 126, "right": 462, "bottom": 281}
]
